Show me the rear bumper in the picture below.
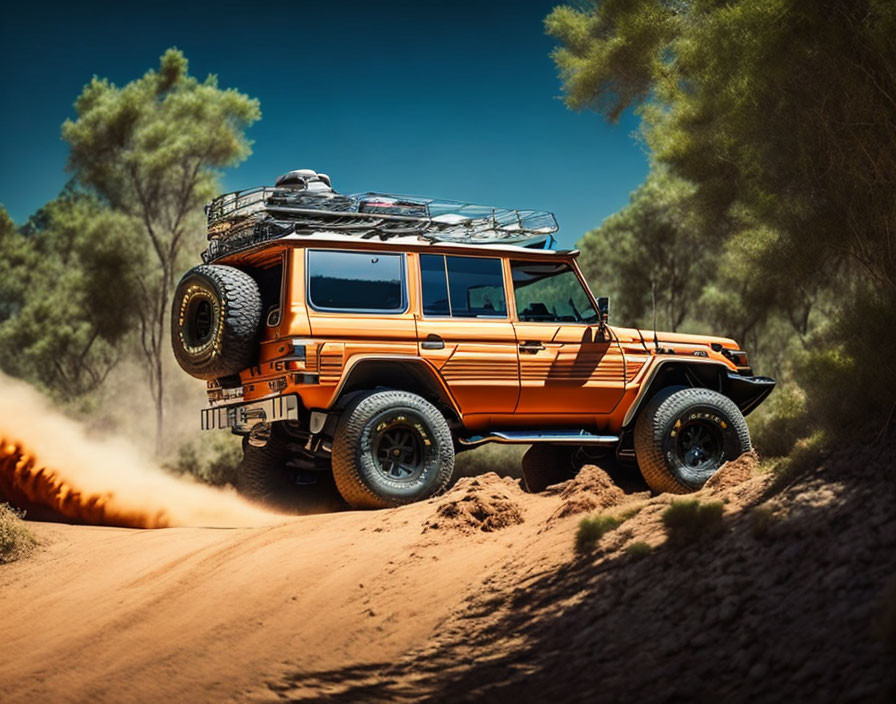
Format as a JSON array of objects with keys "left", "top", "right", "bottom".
[
  {"left": 725, "top": 372, "right": 776, "bottom": 416},
  {"left": 201, "top": 394, "right": 301, "bottom": 431}
]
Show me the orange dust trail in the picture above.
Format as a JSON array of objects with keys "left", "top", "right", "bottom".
[{"left": 0, "top": 373, "right": 280, "bottom": 528}]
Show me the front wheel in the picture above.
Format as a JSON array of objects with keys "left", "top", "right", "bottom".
[
  {"left": 331, "top": 391, "right": 455, "bottom": 509},
  {"left": 633, "top": 387, "right": 751, "bottom": 494}
]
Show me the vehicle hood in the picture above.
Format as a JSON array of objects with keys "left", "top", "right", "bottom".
[{"left": 611, "top": 327, "right": 740, "bottom": 352}]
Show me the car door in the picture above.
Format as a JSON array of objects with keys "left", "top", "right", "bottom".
[
  {"left": 415, "top": 253, "right": 520, "bottom": 415},
  {"left": 304, "top": 248, "right": 418, "bottom": 386},
  {"left": 510, "top": 259, "right": 626, "bottom": 417}
]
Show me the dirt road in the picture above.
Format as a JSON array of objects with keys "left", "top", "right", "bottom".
[
  {"left": 0, "top": 474, "right": 574, "bottom": 703},
  {"left": 3, "top": 453, "right": 894, "bottom": 703},
  {"left": 1, "top": 374, "right": 893, "bottom": 702}
]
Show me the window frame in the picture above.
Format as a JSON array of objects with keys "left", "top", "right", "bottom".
[
  {"left": 418, "top": 252, "right": 510, "bottom": 321},
  {"left": 305, "top": 247, "right": 409, "bottom": 315},
  {"left": 508, "top": 258, "right": 600, "bottom": 326}
]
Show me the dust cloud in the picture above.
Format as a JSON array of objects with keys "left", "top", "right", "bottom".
[{"left": 0, "top": 373, "right": 279, "bottom": 528}]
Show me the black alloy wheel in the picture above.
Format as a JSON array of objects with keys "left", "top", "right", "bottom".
[
  {"left": 675, "top": 419, "right": 724, "bottom": 472},
  {"left": 374, "top": 420, "right": 427, "bottom": 482}
]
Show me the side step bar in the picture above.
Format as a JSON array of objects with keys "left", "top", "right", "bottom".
[{"left": 458, "top": 430, "right": 620, "bottom": 448}]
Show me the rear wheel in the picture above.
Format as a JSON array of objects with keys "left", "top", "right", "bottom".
[
  {"left": 634, "top": 387, "right": 751, "bottom": 494},
  {"left": 331, "top": 391, "right": 455, "bottom": 509},
  {"left": 236, "top": 424, "right": 344, "bottom": 514}
]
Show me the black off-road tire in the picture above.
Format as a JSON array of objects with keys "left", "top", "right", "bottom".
[
  {"left": 171, "top": 264, "right": 262, "bottom": 380},
  {"left": 520, "top": 445, "right": 577, "bottom": 493},
  {"left": 236, "top": 426, "right": 345, "bottom": 514},
  {"left": 331, "top": 390, "right": 455, "bottom": 509},
  {"left": 634, "top": 387, "right": 751, "bottom": 494}
]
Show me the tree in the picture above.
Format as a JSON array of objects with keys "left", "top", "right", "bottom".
[
  {"left": 0, "top": 195, "right": 146, "bottom": 400},
  {"left": 578, "top": 169, "right": 715, "bottom": 332},
  {"left": 547, "top": 0, "right": 896, "bottom": 433},
  {"left": 62, "top": 48, "right": 261, "bottom": 452}
]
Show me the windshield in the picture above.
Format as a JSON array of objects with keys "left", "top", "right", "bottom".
[{"left": 511, "top": 261, "right": 598, "bottom": 324}]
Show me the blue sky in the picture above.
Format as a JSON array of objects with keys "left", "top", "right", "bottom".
[{"left": 0, "top": 0, "right": 647, "bottom": 249}]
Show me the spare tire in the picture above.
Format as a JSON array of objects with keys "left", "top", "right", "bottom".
[{"left": 171, "top": 264, "right": 262, "bottom": 380}]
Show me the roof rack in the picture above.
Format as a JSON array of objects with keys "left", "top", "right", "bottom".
[{"left": 202, "top": 175, "right": 559, "bottom": 263}]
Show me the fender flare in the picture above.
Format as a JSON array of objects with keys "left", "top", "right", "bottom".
[
  {"left": 327, "top": 355, "right": 463, "bottom": 422},
  {"left": 622, "top": 359, "right": 774, "bottom": 427}
]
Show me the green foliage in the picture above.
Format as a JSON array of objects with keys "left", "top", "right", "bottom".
[
  {"left": 661, "top": 499, "right": 725, "bottom": 545},
  {"left": 766, "top": 432, "right": 828, "bottom": 493},
  {"left": 62, "top": 48, "right": 261, "bottom": 451},
  {"left": 0, "top": 503, "right": 36, "bottom": 564},
  {"left": 624, "top": 541, "right": 652, "bottom": 558},
  {"left": 454, "top": 443, "right": 525, "bottom": 480},
  {"left": 0, "top": 197, "right": 146, "bottom": 400},
  {"left": 575, "top": 514, "right": 623, "bottom": 554},
  {"left": 548, "top": 0, "right": 896, "bottom": 441},
  {"left": 164, "top": 433, "right": 243, "bottom": 487},
  {"left": 747, "top": 382, "right": 811, "bottom": 458},
  {"left": 578, "top": 168, "right": 714, "bottom": 332}
]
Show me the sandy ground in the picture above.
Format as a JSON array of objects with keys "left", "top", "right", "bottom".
[
  {"left": 0, "top": 474, "right": 571, "bottom": 703},
  {"left": 2, "top": 449, "right": 895, "bottom": 703},
  {"left": 1, "top": 377, "right": 894, "bottom": 702}
]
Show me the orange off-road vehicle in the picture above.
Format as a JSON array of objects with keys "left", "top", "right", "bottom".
[{"left": 171, "top": 169, "right": 775, "bottom": 509}]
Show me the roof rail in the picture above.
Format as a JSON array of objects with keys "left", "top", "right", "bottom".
[{"left": 202, "top": 181, "right": 559, "bottom": 262}]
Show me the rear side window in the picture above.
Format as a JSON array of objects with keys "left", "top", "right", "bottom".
[
  {"left": 307, "top": 249, "right": 405, "bottom": 312},
  {"left": 419, "top": 254, "right": 507, "bottom": 318}
]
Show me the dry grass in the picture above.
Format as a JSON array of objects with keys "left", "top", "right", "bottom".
[
  {"left": 0, "top": 503, "right": 36, "bottom": 564},
  {"left": 575, "top": 514, "right": 623, "bottom": 555},
  {"left": 662, "top": 499, "right": 725, "bottom": 545},
  {"left": 624, "top": 541, "right": 652, "bottom": 558}
]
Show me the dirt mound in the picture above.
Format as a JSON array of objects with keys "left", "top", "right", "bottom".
[
  {"left": 703, "top": 450, "right": 759, "bottom": 492},
  {"left": 424, "top": 473, "right": 525, "bottom": 534},
  {"left": 546, "top": 464, "right": 627, "bottom": 520}
]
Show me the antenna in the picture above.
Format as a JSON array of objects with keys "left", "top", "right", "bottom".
[{"left": 651, "top": 281, "right": 660, "bottom": 353}]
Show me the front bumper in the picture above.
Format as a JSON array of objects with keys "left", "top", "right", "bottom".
[
  {"left": 201, "top": 394, "right": 301, "bottom": 431},
  {"left": 725, "top": 372, "right": 776, "bottom": 416}
]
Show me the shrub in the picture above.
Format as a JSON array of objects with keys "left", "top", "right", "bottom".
[
  {"left": 748, "top": 382, "right": 811, "bottom": 458},
  {"left": 625, "top": 541, "right": 652, "bottom": 558},
  {"left": 767, "top": 431, "right": 828, "bottom": 494},
  {"left": 0, "top": 503, "right": 36, "bottom": 564},
  {"left": 662, "top": 500, "right": 725, "bottom": 545},
  {"left": 165, "top": 434, "right": 243, "bottom": 487},
  {"left": 575, "top": 514, "right": 622, "bottom": 555},
  {"left": 454, "top": 443, "right": 525, "bottom": 480}
]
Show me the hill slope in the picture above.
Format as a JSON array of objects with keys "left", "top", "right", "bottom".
[{"left": 1, "top": 448, "right": 894, "bottom": 703}]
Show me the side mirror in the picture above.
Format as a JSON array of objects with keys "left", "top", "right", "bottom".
[{"left": 597, "top": 296, "right": 610, "bottom": 325}]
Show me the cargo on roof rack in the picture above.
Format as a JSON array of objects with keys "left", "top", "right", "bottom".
[{"left": 201, "top": 170, "right": 559, "bottom": 263}]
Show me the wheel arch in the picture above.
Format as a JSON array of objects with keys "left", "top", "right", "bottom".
[
  {"left": 622, "top": 360, "right": 732, "bottom": 429},
  {"left": 328, "top": 356, "right": 462, "bottom": 425}
]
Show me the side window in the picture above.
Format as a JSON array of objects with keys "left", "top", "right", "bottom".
[
  {"left": 307, "top": 249, "right": 405, "bottom": 312},
  {"left": 420, "top": 254, "right": 450, "bottom": 316},
  {"left": 420, "top": 254, "right": 507, "bottom": 318},
  {"left": 511, "top": 261, "right": 598, "bottom": 323}
]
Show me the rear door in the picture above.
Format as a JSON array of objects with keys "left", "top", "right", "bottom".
[
  {"left": 510, "top": 259, "right": 625, "bottom": 416},
  {"left": 415, "top": 253, "right": 520, "bottom": 414},
  {"left": 304, "top": 248, "right": 418, "bottom": 385}
]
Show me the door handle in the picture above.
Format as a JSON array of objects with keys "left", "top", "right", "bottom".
[
  {"left": 519, "top": 341, "right": 545, "bottom": 353},
  {"left": 421, "top": 334, "right": 445, "bottom": 350}
]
